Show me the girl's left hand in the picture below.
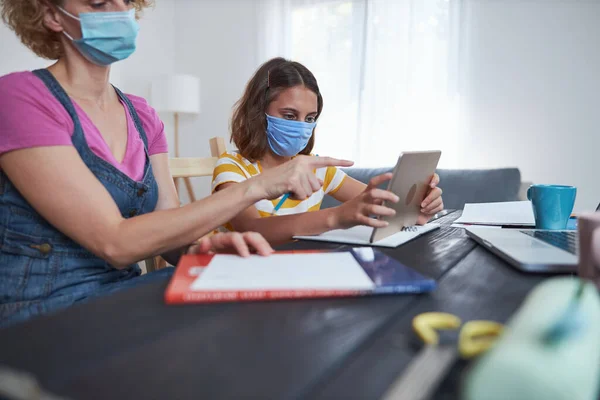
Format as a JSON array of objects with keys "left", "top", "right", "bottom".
[
  {"left": 416, "top": 173, "right": 444, "bottom": 225},
  {"left": 188, "top": 232, "right": 274, "bottom": 257}
]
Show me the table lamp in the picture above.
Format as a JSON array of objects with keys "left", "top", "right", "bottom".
[{"left": 150, "top": 74, "right": 201, "bottom": 202}]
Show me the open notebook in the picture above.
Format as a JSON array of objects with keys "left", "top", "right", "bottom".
[
  {"left": 293, "top": 223, "right": 440, "bottom": 248},
  {"left": 453, "top": 201, "right": 535, "bottom": 227},
  {"left": 164, "top": 249, "right": 436, "bottom": 304}
]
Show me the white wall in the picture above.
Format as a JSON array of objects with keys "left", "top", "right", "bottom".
[
  {"left": 113, "top": 2, "right": 176, "bottom": 98},
  {"left": 117, "top": 0, "right": 260, "bottom": 201},
  {"left": 173, "top": 0, "right": 261, "bottom": 200},
  {"left": 458, "top": 0, "right": 600, "bottom": 212},
  {"left": 112, "top": 1, "right": 177, "bottom": 168},
  {"left": 0, "top": 20, "right": 52, "bottom": 75}
]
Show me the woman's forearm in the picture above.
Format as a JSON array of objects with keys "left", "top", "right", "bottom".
[
  {"left": 107, "top": 181, "right": 263, "bottom": 267},
  {"left": 1, "top": 147, "right": 354, "bottom": 269},
  {"left": 231, "top": 208, "right": 339, "bottom": 246}
]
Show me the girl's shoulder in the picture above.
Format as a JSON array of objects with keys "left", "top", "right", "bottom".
[
  {"left": 214, "top": 151, "right": 261, "bottom": 179},
  {"left": 218, "top": 151, "right": 259, "bottom": 168},
  {"left": 212, "top": 151, "right": 261, "bottom": 192}
]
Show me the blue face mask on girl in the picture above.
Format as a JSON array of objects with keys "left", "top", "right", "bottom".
[
  {"left": 58, "top": 7, "right": 139, "bottom": 66},
  {"left": 265, "top": 114, "right": 317, "bottom": 157}
]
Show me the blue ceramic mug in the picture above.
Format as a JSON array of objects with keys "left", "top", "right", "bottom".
[{"left": 527, "top": 185, "right": 577, "bottom": 230}]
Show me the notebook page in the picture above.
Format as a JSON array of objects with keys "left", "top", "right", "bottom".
[
  {"left": 293, "top": 224, "right": 440, "bottom": 248},
  {"left": 190, "top": 253, "right": 375, "bottom": 292},
  {"left": 454, "top": 201, "right": 535, "bottom": 226}
]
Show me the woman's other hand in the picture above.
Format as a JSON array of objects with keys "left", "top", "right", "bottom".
[{"left": 188, "top": 232, "right": 274, "bottom": 258}]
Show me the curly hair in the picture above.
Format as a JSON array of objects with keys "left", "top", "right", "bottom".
[
  {"left": 0, "top": 0, "right": 153, "bottom": 60},
  {"left": 231, "top": 57, "right": 323, "bottom": 162}
]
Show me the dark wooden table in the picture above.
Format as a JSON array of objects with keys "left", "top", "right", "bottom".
[{"left": 0, "top": 212, "right": 549, "bottom": 400}]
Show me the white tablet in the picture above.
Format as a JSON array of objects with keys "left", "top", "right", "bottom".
[{"left": 370, "top": 150, "right": 442, "bottom": 243}]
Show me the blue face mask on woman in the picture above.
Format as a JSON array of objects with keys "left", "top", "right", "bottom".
[
  {"left": 265, "top": 114, "right": 317, "bottom": 157},
  {"left": 58, "top": 7, "right": 139, "bottom": 66}
]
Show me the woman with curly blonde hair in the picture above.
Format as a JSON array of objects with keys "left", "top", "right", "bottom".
[{"left": 0, "top": 0, "right": 351, "bottom": 327}]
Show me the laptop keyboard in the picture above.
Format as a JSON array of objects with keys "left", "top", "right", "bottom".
[{"left": 520, "top": 230, "right": 578, "bottom": 255}]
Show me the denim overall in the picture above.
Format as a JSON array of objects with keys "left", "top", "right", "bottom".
[{"left": 0, "top": 69, "right": 173, "bottom": 327}]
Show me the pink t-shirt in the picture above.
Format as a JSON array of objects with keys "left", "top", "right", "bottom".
[{"left": 0, "top": 71, "right": 168, "bottom": 181}]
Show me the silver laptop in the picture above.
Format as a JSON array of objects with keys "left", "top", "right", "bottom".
[{"left": 465, "top": 227, "right": 578, "bottom": 273}]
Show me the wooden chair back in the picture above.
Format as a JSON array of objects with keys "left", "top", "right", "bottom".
[{"left": 144, "top": 136, "right": 227, "bottom": 273}]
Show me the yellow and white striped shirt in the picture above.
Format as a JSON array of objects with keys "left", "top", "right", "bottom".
[{"left": 212, "top": 152, "right": 347, "bottom": 230}]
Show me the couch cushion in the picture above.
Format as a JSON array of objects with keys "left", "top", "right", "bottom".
[{"left": 321, "top": 168, "right": 522, "bottom": 210}]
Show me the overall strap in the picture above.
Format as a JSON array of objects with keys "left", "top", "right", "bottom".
[
  {"left": 113, "top": 87, "right": 150, "bottom": 152},
  {"left": 32, "top": 69, "right": 86, "bottom": 144}
]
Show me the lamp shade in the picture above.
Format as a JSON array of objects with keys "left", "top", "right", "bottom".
[{"left": 150, "top": 74, "right": 200, "bottom": 114}]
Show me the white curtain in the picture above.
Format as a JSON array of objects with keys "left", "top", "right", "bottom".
[{"left": 257, "top": 0, "right": 462, "bottom": 167}]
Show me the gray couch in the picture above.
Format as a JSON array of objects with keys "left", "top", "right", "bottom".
[{"left": 321, "top": 168, "right": 523, "bottom": 210}]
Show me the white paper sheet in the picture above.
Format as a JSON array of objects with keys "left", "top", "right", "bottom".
[
  {"left": 293, "top": 223, "right": 440, "bottom": 248},
  {"left": 454, "top": 201, "right": 535, "bottom": 226},
  {"left": 190, "top": 253, "right": 375, "bottom": 292},
  {"left": 450, "top": 223, "right": 502, "bottom": 229}
]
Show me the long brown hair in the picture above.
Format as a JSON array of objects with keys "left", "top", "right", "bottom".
[{"left": 230, "top": 57, "right": 323, "bottom": 162}]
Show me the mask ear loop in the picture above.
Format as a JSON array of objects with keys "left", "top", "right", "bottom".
[
  {"left": 56, "top": 7, "right": 80, "bottom": 41},
  {"left": 57, "top": 6, "right": 81, "bottom": 21}
]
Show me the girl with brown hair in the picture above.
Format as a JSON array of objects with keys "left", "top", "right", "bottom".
[{"left": 213, "top": 58, "right": 444, "bottom": 243}]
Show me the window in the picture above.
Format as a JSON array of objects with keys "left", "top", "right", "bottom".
[
  {"left": 259, "top": 0, "right": 460, "bottom": 167},
  {"left": 289, "top": 1, "right": 366, "bottom": 160}
]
